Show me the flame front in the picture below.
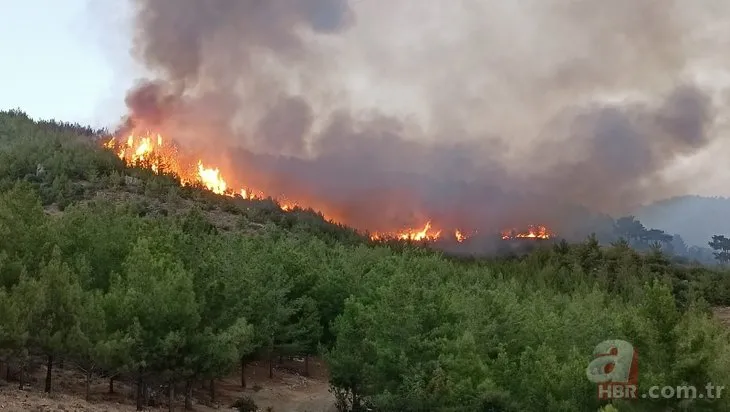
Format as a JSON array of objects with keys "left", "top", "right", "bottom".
[
  {"left": 398, "top": 221, "right": 441, "bottom": 241},
  {"left": 370, "top": 221, "right": 442, "bottom": 241},
  {"left": 111, "top": 133, "right": 185, "bottom": 179},
  {"left": 197, "top": 161, "right": 227, "bottom": 195},
  {"left": 501, "top": 225, "right": 552, "bottom": 240},
  {"left": 104, "top": 132, "right": 555, "bottom": 243}
]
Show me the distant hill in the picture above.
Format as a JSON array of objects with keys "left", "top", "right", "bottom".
[{"left": 634, "top": 195, "right": 730, "bottom": 247}]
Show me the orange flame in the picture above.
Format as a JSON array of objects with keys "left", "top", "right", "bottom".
[
  {"left": 104, "top": 132, "right": 555, "bottom": 243},
  {"left": 399, "top": 221, "right": 441, "bottom": 241},
  {"left": 370, "top": 221, "right": 442, "bottom": 241},
  {"left": 196, "top": 161, "right": 227, "bottom": 195},
  {"left": 240, "top": 188, "right": 265, "bottom": 200},
  {"left": 501, "top": 225, "right": 552, "bottom": 240}
]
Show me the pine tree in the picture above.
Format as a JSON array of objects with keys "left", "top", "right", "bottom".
[
  {"left": 709, "top": 235, "right": 730, "bottom": 263},
  {"left": 26, "top": 248, "right": 84, "bottom": 393}
]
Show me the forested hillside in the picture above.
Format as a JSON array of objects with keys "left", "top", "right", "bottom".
[{"left": 2, "top": 109, "right": 730, "bottom": 412}]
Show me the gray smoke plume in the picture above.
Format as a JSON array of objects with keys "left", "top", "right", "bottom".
[{"left": 121, "top": 0, "right": 730, "bottom": 237}]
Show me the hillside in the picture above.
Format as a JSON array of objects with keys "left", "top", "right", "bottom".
[
  {"left": 634, "top": 195, "right": 730, "bottom": 247},
  {"left": 3, "top": 109, "right": 730, "bottom": 412}
]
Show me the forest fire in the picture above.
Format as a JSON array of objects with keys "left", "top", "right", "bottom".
[
  {"left": 501, "top": 225, "right": 553, "bottom": 240},
  {"left": 103, "top": 132, "right": 553, "bottom": 243},
  {"left": 105, "top": 132, "right": 441, "bottom": 237},
  {"left": 196, "top": 161, "right": 227, "bottom": 195},
  {"left": 106, "top": 132, "right": 266, "bottom": 200},
  {"left": 370, "top": 221, "right": 442, "bottom": 241}
]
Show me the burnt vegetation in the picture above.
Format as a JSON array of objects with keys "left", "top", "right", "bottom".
[{"left": 2, "top": 109, "right": 730, "bottom": 411}]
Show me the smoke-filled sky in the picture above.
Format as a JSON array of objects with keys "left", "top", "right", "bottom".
[{"left": 2, "top": 0, "right": 730, "bottom": 234}]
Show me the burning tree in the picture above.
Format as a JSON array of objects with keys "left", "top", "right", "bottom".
[{"left": 500, "top": 225, "right": 554, "bottom": 240}]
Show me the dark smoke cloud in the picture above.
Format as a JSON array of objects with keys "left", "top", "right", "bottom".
[
  {"left": 256, "top": 96, "right": 313, "bottom": 155},
  {"left": 120, "top": 0, "right": 729, "bottom": 237},
  {"left": 122, "top": 80, "right": 178, "bottom": 130},
  {"left": 529, "top": 84, "right": 714, "bottom": 214},
  {"left": 132, "top": 0, "right": 353, "bottom": 83}
]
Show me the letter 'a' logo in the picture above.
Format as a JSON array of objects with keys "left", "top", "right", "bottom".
[{"left": 586, "top": 339, "right": 638, "bottom": 384}]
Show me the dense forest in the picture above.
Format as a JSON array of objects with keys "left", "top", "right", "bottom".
[{"left": 1, "top": 108, "right": 730, "bottom": 412}]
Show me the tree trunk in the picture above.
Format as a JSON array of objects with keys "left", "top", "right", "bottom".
[
  {"left": 85, "top": 370, "right": 92, "bottom": 401},
  {"left": 168, "top": 382, "right": 174, "bottom": 412},
  {"left": 184, "top": 380, "right": 193, "bottom": 410},
  {"left": 18, "top": 363, "right": 24, "bottom": 390},
  {"left": 304, "top": 354, "right": 310, "bottom": 377},
  {"left": 209, "top": 379, "right": 215, "bottom": 403},
  {"left": 269, "top": 353, "right": 273, "bottom": 379},
  {"left": 352, "top": 385, "right": 361, "bottom": 412},
  {"left": 59, "top": 358, "right": 64, "bottom": 369},
  {"left": 278, "top": 354, "right": 283, "bottom": 364},
  {"left": 136, "top": 377, "right": 144, "bottom": 411},
  {"left": 353, "top": 392, "right": 361, "bottom": 412},
  {"left": 45, "top": 354, "right": 53, "bottom": 393},
  {"left": 143, "top": 383, "right": 150, "bottom": 407},
  {"left": 240, "top": 358, "right": 246, "bottom": 388},
  {"left": 109, "top": 376, "right": 115, "bottom": 394}
]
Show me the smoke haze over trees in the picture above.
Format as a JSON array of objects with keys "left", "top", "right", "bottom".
[
  {"left": 117, "top": 0, "right": 730, "bottom": 236},
  {"left": 635, "top": 195, "right": 730, "bottom": 247}
]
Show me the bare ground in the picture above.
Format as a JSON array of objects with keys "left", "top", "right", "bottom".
[
  {"left": 0, "top": 358, "right": 335, "bottom": 412},
  {"left": 712, "top": 307, "right": 730, "bottom": 328}
]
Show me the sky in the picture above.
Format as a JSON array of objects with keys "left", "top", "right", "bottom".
[
  {"left": 0, "top": 0, "right": 137, "bottom": 128},
  {"left": 0, "top": 0, "right": 728, "bottom": 199}
]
